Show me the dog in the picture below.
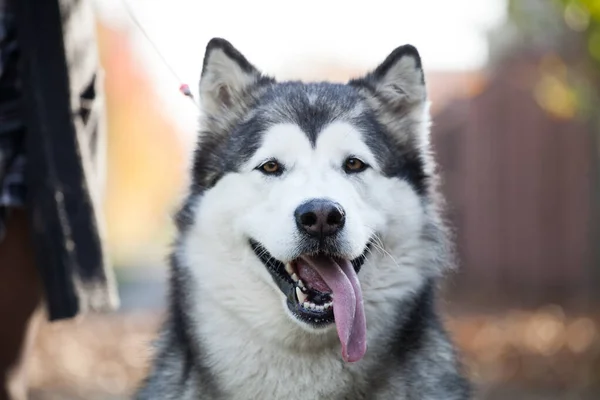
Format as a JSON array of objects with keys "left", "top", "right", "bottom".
[{"left": 136, "top": 37, "right": 471, "bottom": 400}]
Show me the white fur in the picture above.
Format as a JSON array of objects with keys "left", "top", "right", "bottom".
[{"left": 179, "top": 120, "right": 430, "bottom": 399}]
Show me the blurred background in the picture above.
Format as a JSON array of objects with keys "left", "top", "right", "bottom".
[{"left": 28, "top": 0, "right": 600, "bottom": 398}]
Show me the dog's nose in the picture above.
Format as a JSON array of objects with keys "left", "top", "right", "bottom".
[{"left": 295, "top": 199, "right": 346, "bottom": 238}]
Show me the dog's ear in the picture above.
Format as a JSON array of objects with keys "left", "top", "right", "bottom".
[
  {"left": 349, "top": 45, "right": 426, "bottom": 108},
  {"left": 199, "top": 38, "right": 272, "bottom": 120},
  {"left": 349, "top": 45, "right": 432, "bottom": 179}
]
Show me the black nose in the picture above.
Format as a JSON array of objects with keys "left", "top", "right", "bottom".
[{"left": 295, "top": 199, "right": 346, "bottom": 238}]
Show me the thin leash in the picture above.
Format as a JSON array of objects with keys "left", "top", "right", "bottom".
[{"left": 120, "top": 0, "right": 199, "bottom": 109}]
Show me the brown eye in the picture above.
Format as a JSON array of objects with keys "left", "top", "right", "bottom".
[
  {"left": 344, "top": 157, "right": 367, "bottom": 173},
  {"left": 258, "top": 160, "right": 283, "bottom": 175}
]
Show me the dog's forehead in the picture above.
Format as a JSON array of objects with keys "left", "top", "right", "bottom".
[
  {"left": 256, "top": 82, "right": 364, "bottom": 144},
  {"left": 220, "top": 81, "right": 402, "bottom": 178}
]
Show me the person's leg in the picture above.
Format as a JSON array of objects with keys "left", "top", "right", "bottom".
[{"left": 0, "top": 208, "right": 43, "bottom": 400}]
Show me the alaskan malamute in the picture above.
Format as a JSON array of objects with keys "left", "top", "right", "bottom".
[{"left": 137, "top": 38, "right": 470, "bottom": 400}]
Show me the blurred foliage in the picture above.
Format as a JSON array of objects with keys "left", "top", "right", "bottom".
[
  {"left": 506, "top": 0, "right": 600, "bottom": 64},
  {"left": 504, "top": 0, "right": 600, "bottom": 125},
  {"left": 556, "top": 0, "right": 600, "bottom": 64}
]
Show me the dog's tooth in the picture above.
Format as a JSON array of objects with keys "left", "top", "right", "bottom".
[
  {"left": 298, "top": 280, "right": 305, "bottom": 289},
  {"left": 303, "top": 302, "right": 310, "bottom": 309},
  {"left": 285, "top": 263, "right": 293, "bottom": 275},
  {"left": 310, "top": 303, "right": 316, "bottom": 310},
  {"left": 291, "top": 273, "right": 299, "bottom": 282},
  {"left": 316, "top": 305, "right": 324, "bottom": 312},
  {"left": 296, "top": 287, "right": 308, "bottom": 304},
  {"left": 324, "top": 302, "right": 332, "bottom": 309}
]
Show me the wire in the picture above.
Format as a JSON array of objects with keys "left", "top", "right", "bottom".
[{"left": 120, "top": 0, "right": 199, "bottom": 108}]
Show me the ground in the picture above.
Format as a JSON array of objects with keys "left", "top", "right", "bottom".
[{"left": 26, "top": 306, "right": 600, "bottom": 399}]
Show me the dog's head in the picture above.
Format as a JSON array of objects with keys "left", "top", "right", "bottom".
[{"left": 179, "top": 38, "right": 448, "bottom": 362}]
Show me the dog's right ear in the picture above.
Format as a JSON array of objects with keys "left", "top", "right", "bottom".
[{"left": 199, "top": 38, "right": 271, "bottom": 120}]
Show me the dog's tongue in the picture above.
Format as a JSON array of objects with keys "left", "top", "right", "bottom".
[{"left": 297, "top": 255, "right": 366, "bottom": 362}]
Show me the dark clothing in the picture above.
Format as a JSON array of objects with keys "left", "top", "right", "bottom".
[
  {"left": 0, "top": 5, "right": 26, "bottom": 238},
  {"left": 0, "top": 0, "right": 117, "bottom": 321}
]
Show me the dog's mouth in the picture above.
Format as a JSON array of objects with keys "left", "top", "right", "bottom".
[{"left": 249, "top": 240, "right": 369, "bottom": 362}]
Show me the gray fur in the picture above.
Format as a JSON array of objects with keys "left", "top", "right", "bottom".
[{"left": 136, "top": 38, "right": 471, "bottom": 400}]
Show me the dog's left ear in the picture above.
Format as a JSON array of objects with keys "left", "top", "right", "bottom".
[
  {"left": 349, "top": 45, "right": 426, "bottom": 108},
  {"left": 199, "top": 38, "right": 272, "bottom": 121}
]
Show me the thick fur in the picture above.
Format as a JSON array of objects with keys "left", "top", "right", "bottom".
[{"left": 136, "top": 38, "right": 471, "bottom": 400}]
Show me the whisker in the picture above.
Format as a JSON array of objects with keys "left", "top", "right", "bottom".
[{"left": 363, "top": 229, "right": 401, "bottom": 270}]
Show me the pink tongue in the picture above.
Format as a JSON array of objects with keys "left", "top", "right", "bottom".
[{"left": 299, "top": 255, "right": 367, "bottom": 362}]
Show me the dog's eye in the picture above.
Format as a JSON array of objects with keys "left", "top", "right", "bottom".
[
  {"left": 344, "top": 157, "right": 368, "bottom": 173},
  {"left": 258, "top": 160, "right": 283, "bottom": 175}
]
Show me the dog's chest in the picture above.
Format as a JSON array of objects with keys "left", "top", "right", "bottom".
[{"left": 202, "top": 333, "right": 362, "bottom": 399}]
